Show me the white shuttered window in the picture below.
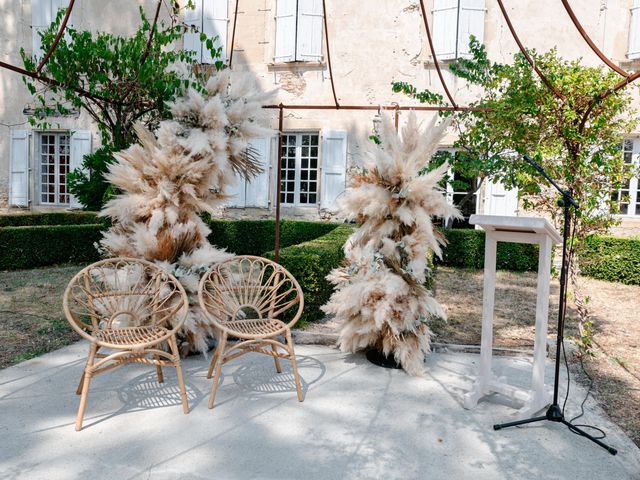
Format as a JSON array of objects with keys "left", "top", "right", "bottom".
[
  {"left": 183, "top": 0, "right": 229, "bottom": 63},
  {"left": 9, "top": 131, "right": 30, "bottom": 207},
  {"left": 31, "top": 0, "right": 73, "bottom": 58},
  {"left": 274, "top": 0, "right": 323, "bottom": 62},
  {"left": 320, "top": 130, "right": 347, "bottom": 211},
  {"left": 629, "top": 0, "right": 640, "bottom": 60},
  {"left": 432, "top": 0, "right": 485, "bottom": 60}
]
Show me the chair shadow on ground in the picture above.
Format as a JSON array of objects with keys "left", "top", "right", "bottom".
[
  {"left": 214, "top": 354, "right": 326, "bottom": 407},
  {"left": 79, "top": 353, "right": 326, "bottom": 429}
]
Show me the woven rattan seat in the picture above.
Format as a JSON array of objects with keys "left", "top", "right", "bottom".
[
  {"left": 63, "top": 258, "right": 190, "bottom": 431},
  {"left": 198, "top": 256, "right": 305, "bottom": 408},
  {"left": 95, "top": 326, "right": 169, "bottom": 346}
]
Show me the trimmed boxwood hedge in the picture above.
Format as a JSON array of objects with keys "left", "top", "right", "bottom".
[
  {"left": 265, "top": 224, "right": 356, "bottom": 325},
  {"left": 206, "top": 219, "right": 338, "bottom": 255},
  {"left": 0, "top": 224, "right": 103, "bottom": 270},
  {"left": 580, "top": 235, "right": 640, "bottom": 286},
  {"left": 0, "top": 212, "right": 102, "bottom": 227},
  {"left": 438, "top": 228, "right": 540, "bottom": 272}
]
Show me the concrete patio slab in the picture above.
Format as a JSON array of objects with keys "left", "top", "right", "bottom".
[{"left": 0, "top": 342, "right": 638, "bottom": 480}]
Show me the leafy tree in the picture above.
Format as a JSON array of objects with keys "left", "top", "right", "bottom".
[
  {"left": 393, "top": 39, "right": 638, "bottom": 237},
  {"left": 20, "top": 2, "right": 223, "bottom": 209}
]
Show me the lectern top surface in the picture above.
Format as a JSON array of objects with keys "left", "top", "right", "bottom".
[{"left": 469, "top": 215, "right": 562, "bottom": 244}]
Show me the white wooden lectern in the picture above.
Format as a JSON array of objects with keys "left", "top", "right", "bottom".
[{"left": 463, "top": 215, "right": 562, "bottom": 418}]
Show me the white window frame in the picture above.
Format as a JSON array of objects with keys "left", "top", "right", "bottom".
[
  {"left": 432, "top": 0, "right": 486, "bottom": 61},
  {"left": 274, "top": 0, "right": 324, "bottom": 63},
  {"left": 629, "top": 0, "right": 640, "bottom": 60},
  {"left": 183, "top": 0, "right": 229, "bottom": 64},
  {"left": 614, "top": 139, "right": 640, "bottom": 217},
  {"left": 37, "top": 131, "right": 71, "bottom": 206},
  {"left": 279, "top": 131, "right": 321, "bottom": 206},
  {"left": 437, "top": 149, "right": 479, "bottom": 216},
  {"left": 32, "top": 0, "right": 73, "bottom": 59}
]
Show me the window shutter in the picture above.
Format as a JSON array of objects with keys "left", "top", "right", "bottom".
[
  {"left": 320, "top": 130, "right": 347, "bottom": 211},
  {"left": 202, "top": 0, "right": 228, "bottom": 63},
  {"left": 274, "top": 0, "right": 297, "bottom": 62},
  {"left": 485, "top": 180, "right": 518, "bottom": 217},
  {"left": 32, "top": 0, "right": 54, "bottom": 58},
  {"left": 245, "top": 138, "right": 271, "bottom": 208},
  {"left": 184, "top": 0, "right": 203, "bottom": 63},
  {"left": 432, "top": 0, "right": 459, "bottom": 60},
  {"left": 629, "top": 0, "right": 640, "bottom": 60},
  {"left": 69, "top": 130, "right": 92, "bottom": 209},
  {"left": 9, "top": 130, "right": 30, "bottom": 207},
  {"left": 295, "top": 0, "right": 323, "bottom": 61},
  {"left": 225, "top": 175, "right": 246, "bottom": 207},
  {"left": 458, "top": 0, "right": 485, "bottom": 58}
]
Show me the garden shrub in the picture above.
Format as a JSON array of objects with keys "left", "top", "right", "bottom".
[
  {"left": 0, "top": 212, "right": 101, "bottom": 227},
  {"left": 0, "top": 224, "right": 103, "bottom": 270},
  {"left": 206, "top": 218, "right": 338, "bottom": 255},
  {"left": 438, "top": 228, "right": 539, "bottom": 272},
  {"left": 580, "top": 235, "right": 640, "bottom": 285},
  {"left": 264, "top": 224, "right": 355, "bottom": 325}
]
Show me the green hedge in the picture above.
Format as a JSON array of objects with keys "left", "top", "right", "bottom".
[
  {"left": 206, "top": 219, "right": 338, "bottom": 255},
  {"left": 580, "top": 235, "right": 640, "bottom": 285},
  {"left": 265, "top": 224, "right": 355, "bottom": 325},
  {"left": 438, "top": 228, "right": 540, "bottom": 272},
  {"left": 0, "top": 212, "right": 101, "bottom": 227},
  {"left": 0, "top": 224, "right": 103, "bottom": 270}
]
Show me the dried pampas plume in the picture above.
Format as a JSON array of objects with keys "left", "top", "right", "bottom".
[
  {"left": 99, "top": 70, "right": 274, "bottom": 353},
  {"left": 322, "top": 112, "right": 460, "bottom": 375}
]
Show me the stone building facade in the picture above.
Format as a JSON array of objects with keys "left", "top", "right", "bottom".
[{"left": 1, "top": 0, "right": 640, "bottom": 234}]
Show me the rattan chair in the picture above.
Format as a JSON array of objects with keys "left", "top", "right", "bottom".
[
  {"left": 63, "top": 257, "right": 190, "bottom": 431},
  {"left": 198, "top": 255, "right": 305, "bottom": 408}
]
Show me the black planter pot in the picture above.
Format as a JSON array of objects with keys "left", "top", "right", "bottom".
[{"left": 365, "top": 349, "right": 402, "bottom": 369}]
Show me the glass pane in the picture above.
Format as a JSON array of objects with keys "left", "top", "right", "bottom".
[
  {"left": 302, "top": 158, "right": 308, "bottom": 169},
  {"left": 310, "top": 146, "right": 318, "bottom": 157},
  {"left": 311, "top": 136, "right": 318, "bottom": 146},
  {"left": 309, "top": 193, "right": 317, "bottom": 203},
  {"left": 302, "top": 135, "right": 310, "bottom": 146},
  {"left": 300, "top": 193, "right": 308, "bottom": 203},
  {"left": 310, "top": 171, "right": 317, "bottom": 180},
  {"left": 301, "top": 171, "right": 308, "bottom": 180},
  {"left": 621, "top": 203, "right": 629, "bottom": 214},
  {"left": 310, "top": 158, "right": 317, "bottom": 169},
  {"left": 287, "top": 193, "right": 294, "bottom": 203},
  {"left": 302, "top": 147, "right": 309, "bottom": 157}
]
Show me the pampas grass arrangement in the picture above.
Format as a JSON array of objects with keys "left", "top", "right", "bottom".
[
  {"left": 322, "top": 112, "right": 460, "bottom": 375},
  {"left": 99, "top": 70, "right": 273, "bottom": 353}
]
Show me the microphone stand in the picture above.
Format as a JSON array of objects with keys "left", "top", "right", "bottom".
[{"left": 492, "top": 154, "right": 617, "bottom": 456}]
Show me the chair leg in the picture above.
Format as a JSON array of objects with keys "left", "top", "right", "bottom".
[
  {"left": 76, "top": 345, "right": 100, "bottom": 395},
  {"left": 168, "top": 335, "right": 189, "bottom": 415},
  {"left": 75, "top": 342, "right": 98, "bottom": 431},
  {"left": 285, "top": 328, "right": 304, "bottom": 402},
  {"left": 154, "top": 354, "right": 164, "bottom": 384},
  {"left": 208, "top": 332, "right": 228, "bottom": 409},
  {"left": 271, "top": 344, "right": 283, "bottom": 373},
  {"left": 207, "top": 331, "right": 222, "bottom": 380}
]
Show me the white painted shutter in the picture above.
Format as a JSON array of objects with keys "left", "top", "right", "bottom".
[
  {"left": 296, "top": 0, "right": 323, "bottom": 61},
  {"left": 629, "top": 0, "right": 640, "bottom": 60},
  {"left": 202, "top": 0, "right": 228, "bottom": 63},
  {"left": 320, "top": 130, "right": 347, "bottom": 211},
  {"left": 32, "top": 0, "right": 53, "bottom": 58},
  {"left": 458, "top": 0, "right": 485, "bottom": 58},
  {"left": 432, "top": 0, "right": 459, "bottom": 60},
  {"left": 69, "top": 130, "right": 92, "bottom": 209},
  {"left": 225, "top": 175, "right": 246, "bottom": 207},
  {"left": 274, "top": 0, "right": 297, "bottom": 62},
  {"left": 245, "top": 138, "right": 271, "bottom": 208},
  {"left": 184, "top": 0, "right": 203, "bottom": 63},
  {"left": 9, "top": 130, "right": 30, "bottom": 207},
  {"left": 485, "top": 180, "right": 518, "bottom": 217}
]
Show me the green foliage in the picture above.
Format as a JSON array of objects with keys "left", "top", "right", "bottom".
[
  {"left": 580, "top": 235, "right": 640, "bottom": 285},
  {"left": 394, "top": 38, "right": 639, "bottom": 237},
  {"left": 0, "top": 225, "right": 103, "bottom": 269},
  {"left": 20, "top": 3, "right": 224, "bottom": 210},
  {"left": 67, "top": 146, "right": 117, "bottom": 211},
  {"left": 0, "top": 212, "right": 102, "bottom": 227},
  {"left": 264, "top": 225, "right": 356, "bottom": 325},
  {"left": 205, "top": 218, "right": 338, "bottom": 255},
  {"left": 438, "top": 228, "right": 540, "bottom": 272}
]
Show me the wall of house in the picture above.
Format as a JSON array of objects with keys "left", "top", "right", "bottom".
[{"left": 1, "top": 0, "right": 640, "bottom": 232}]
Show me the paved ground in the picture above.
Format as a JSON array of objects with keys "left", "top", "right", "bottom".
[{"left": 1, "top": 342, "right": 639, "bottom": 480}]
